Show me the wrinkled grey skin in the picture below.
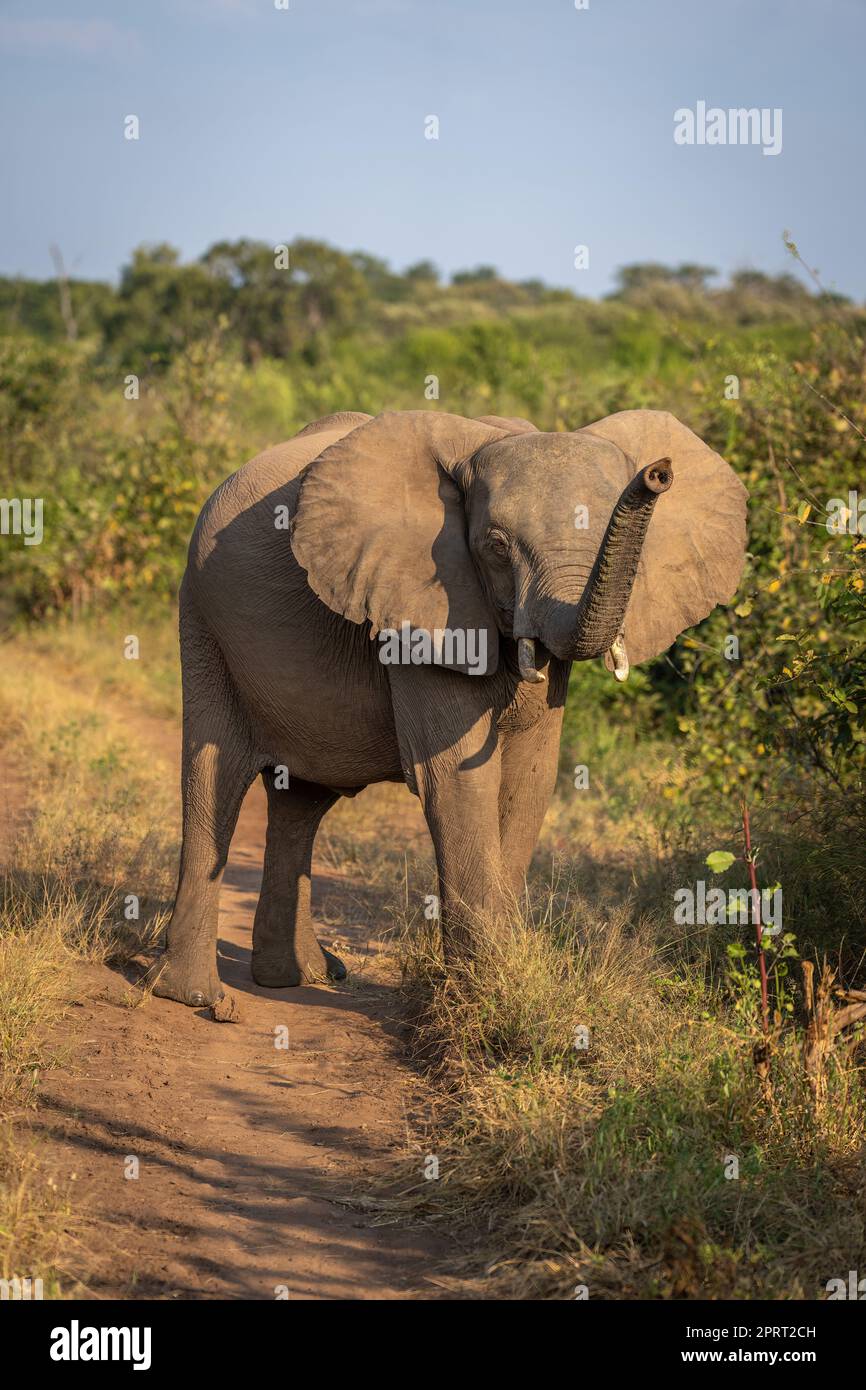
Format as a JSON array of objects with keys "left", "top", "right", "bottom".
[{"left": 153, "top": 409, "right": 747, "bottom": 1007}]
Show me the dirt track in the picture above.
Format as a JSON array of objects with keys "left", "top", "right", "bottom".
[{"left": 29, "top": 732, "right": 454, "bottom": 1299}]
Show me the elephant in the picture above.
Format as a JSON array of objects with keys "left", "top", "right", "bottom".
[{"left": 152, "top": 408, "right": 747, "bottom": 1008}]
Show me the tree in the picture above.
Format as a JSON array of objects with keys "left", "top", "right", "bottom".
[
  {"left": 349, "top": 251, "right": 407, "bottom": 302},
  {"left": 451, "top": 265, "right": 499, "bottom": 285},
  {"left": 729, "top": 269, "right": 810, "bottom": 302},
  {"left": 404, "top": 260, "right": 440, "bottom": 284},
  {"left": 104, "top": 244, "right": 228, "bottom": 365},
  {"left": 610, "top": 262, "right": 718, "bottom": 298}
]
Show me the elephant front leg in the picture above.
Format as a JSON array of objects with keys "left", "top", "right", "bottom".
[
  {"left": 388, "top": 665, "right": 505, "bottom": 964},
  {"left": 251, "top": 774, "right": 345, "bottom": 987},
  {"left": 423, "top": 762, "right": 506, "bottom": 962},
  {"left": 498, "top": 703, "right": 566, "bottom": 901}
]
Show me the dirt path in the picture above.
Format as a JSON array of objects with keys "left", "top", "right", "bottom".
[{"left": 30, "top": 728, "right": 454, "bottom": 1300}]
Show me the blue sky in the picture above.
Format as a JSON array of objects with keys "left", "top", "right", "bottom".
[{"left": 1, "top": 0, "right": 863, "bottom": 297}]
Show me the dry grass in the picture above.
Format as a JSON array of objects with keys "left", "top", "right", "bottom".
[
  {"left": 0, "top": 907, "right": 72, "bottom": 1293},
  {"left": 15, "top": 611, "right": 182, "bottom": 722},
  {"left": 395, "top": 866, "right": 866, "bottom": 1300},
  {"left": 0, "top": 628, "right": 178, "bottom": 1294}
]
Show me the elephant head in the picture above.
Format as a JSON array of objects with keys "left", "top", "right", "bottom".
[{"left": 290, "top": 410, "right": 747, "bottom": 680}]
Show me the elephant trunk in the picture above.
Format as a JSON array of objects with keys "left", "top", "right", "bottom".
[{"left": 546, "top": 458, "right": 673, "bottom": 662}]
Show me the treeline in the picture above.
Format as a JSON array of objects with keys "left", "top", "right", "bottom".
[{"left": 0, "top": 238, "right": 854, "bottom": 368}]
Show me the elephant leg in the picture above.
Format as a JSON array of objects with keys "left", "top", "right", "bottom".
[
  {"left": 422, "top": 759, "right": 506, "bottom": 962},
  {"left": 251, "top": 774, "right": 344, "bottom": 988},
  {"left": 152, "top": 592, "right": 259, "bottom": 1007},
  {"left": 498, "top": 705, "right": 565, "bottom": 901},
  {"left": 387, "top": 666, "right": 504, "bottom": 963}
]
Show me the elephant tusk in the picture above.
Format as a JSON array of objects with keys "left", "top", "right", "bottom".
[
  {"left": 517, "top": 636, "right": 546, "bottom": 684},
  {"left": 604, "top": 631, "right": 630, "bottom": 683}
]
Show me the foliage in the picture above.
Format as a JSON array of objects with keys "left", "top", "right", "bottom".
[
  {"left": 0, "top": 327, "right": 242, "bottom": 619},
  {"left": 663, "top": 317, "right": 866, "bottom": 814}
]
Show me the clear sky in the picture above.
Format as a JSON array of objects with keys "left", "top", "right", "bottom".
[{"left": 1, "top": 0, "right": 863, "bottom": 297}]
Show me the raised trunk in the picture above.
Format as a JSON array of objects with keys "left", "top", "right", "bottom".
[{"left": 545, "top": 458, "right": 673, "bottom": 661}]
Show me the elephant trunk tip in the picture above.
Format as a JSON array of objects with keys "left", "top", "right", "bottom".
[{"left": 641, "top": 457, "right": 673, "bottom": 495}]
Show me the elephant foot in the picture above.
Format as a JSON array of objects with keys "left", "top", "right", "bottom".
[
  {"left": 251, "top": 943, "right": 347, "bottom": 988},
  {"left": 148, "top": 954, "right": 223, "bottom": 1009},
  {"left": 322, "top": 947, "right": 348, "bottom": 981}
]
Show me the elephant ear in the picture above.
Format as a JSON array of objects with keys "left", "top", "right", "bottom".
[
  {"left": 291, "top": 411, "right": 508, "bottom": 674},
  {"left": 578, "top": 410, "right": 748, "bottom": 666}
]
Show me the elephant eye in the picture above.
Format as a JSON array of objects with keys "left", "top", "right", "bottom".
[{"left": 486, "top": 529, "right": 510, "bottom": 559}]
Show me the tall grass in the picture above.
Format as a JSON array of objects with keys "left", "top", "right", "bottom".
[
  {"left": 397, "top": 873, "right": 866, "bottom": 1299},
  {"left": 0, "top": 629, "right": 178, "bottom": 1291}
]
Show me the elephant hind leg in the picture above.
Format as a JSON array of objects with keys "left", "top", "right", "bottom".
[
  {"left": 152, "top": 593, "right": 259, "bottom": 1007},
  {"left": 251, "top": 774, "right": 342, "bottom": 988}
]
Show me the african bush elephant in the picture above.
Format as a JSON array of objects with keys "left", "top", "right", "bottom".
[{"left": 153, "top": 409, "right": 747, "bottom": 1007}]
